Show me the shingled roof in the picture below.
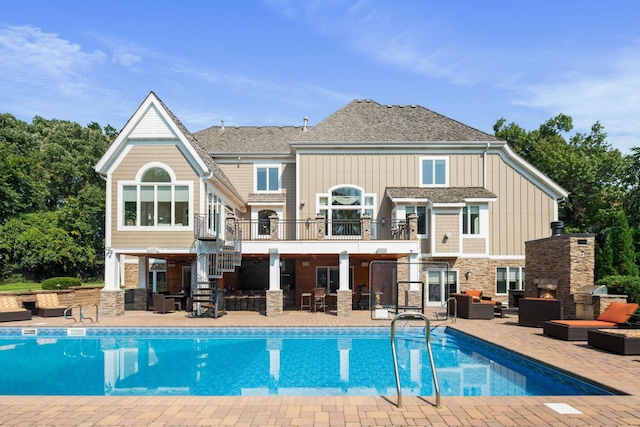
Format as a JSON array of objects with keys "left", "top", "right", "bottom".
[
  {"left": 296, "top": 99, "right": 500, "bottom": 143},
  {"left": 148, "top": 93, "right": 245, "bottom": 205},
  {"left": 194, "top": 126, "right": 303, "bottom": 154},
  {"left": 193, "top": 99, "right": 500, "bottom": 154},
  {"left": 386, "top": 187, "right": 497, "bottom": 203}
]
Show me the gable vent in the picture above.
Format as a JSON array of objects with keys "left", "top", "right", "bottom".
[{"left": 130, "top": 106, "right": 176, "bottom": 138}]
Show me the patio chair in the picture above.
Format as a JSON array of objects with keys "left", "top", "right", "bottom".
[
  {"left": 35, "top": 293, "right": 68, "bottom": 317},
  {"left": 543, "top": 301, "right": 639, "bottom": 341},
  {"left": 0, "top": 296, "right": 32, "bottom": 322},
  {"left": 152, "top": 293, "right": 175, "bottom": 314},
  {"left": 313, "top": 287, "right": 326, "bottom": 313}
]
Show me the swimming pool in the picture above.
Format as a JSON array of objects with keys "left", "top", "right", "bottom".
[{"left": 0, "top": 327, "right": 612, "bottom": 397}]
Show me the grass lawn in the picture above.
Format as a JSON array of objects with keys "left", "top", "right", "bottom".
[
  {"left": 0, "top": 281, "right": 104, "bottom": 293},
  {"left": 0, "top": 282, "right": 43, "bottom": 292}
]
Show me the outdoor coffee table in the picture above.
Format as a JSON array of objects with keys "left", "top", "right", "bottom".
[{"left": 588, "top": 328, "right": 640, "bottom": 355}]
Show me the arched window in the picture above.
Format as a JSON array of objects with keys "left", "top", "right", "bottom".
[
  {"left": 318, "top": 185, "right": 375, "bottom": 237},
  {"left": 122, "top": 164, "right": 191, "bottom": 228}
]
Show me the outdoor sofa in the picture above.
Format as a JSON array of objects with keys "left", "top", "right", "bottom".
[{"left": 449, "top": 293, "right": 494, "bottom": 319}]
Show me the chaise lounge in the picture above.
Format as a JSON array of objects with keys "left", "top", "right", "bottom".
[
  {"left": 0, "top": 296, "right": 32, "bottom": 322},
  {"left": 543, "top": 301, "right": 639, "bottom": 341},
  {"left": 35, "top": 293, "right": 68, "bottom": 317}
]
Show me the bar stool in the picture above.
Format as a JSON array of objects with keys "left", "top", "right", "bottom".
[{"left": 300, "top": 292, "right": 312, "bottom": 311}]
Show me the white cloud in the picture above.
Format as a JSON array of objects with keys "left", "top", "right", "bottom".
[
  {"left": 0, "top": 25, "right": 106, "bottom": 84},
  {"left": 512, "top": 44, "right": 640, "bottom": 152}
]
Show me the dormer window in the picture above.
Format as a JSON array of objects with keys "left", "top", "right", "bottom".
[{"left": 121, "top": 164, "right": 191, "bottom": 228}]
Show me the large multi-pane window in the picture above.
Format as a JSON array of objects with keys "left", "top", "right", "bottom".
[
  {"left": 496, "top": 267, "right": 525, "bottom": 295},
  {"left": 255, "top": 165, "right": 279, "bottom": 192},
  {"left": 318, "top": 186, "right": 375, "bottom": 237},
  {"left": 122, "top": 165, "right": 190, "bottom": 227},
  {"left": 405, "top": 206, "right": 427, "bottom": 235},
  {"left": 420, "top": 157, "right": 447, "bottom": 186},
  {"left": 462, "top": 205, "right": 480, "bottom": 235}
]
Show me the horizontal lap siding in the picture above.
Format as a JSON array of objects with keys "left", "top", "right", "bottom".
[{"left": 111, "top": 144, "right": 200, "bottom": 249}]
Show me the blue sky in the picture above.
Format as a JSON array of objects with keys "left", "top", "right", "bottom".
[{"left": 1, "top": 0, "right": 639, "bottom": 153}]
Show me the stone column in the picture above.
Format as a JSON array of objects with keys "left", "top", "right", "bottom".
[
  {"left": 269, "top": 215, "right": 279, "bottom": 240},
  {"left": 361, "top": 213, "right": 371, "bottom": 240},
  {"left": 100, "top": 289, "right": 125, "bottom": 317},
  {"left": 316, "top": 213, "right": 325, "bottom": 240}
]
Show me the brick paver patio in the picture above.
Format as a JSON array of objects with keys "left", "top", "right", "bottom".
[{"left": 0, "top": 309, "right": 638, "bottom": 426}]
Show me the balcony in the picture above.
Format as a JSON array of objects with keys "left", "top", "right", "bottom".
[{"left": 195, "top": 213, "right": 417, "bottom": 242}]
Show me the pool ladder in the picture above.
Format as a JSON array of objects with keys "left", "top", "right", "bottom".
[
  {"left": 63, "top": 303, "right": 99, "bottom": 324},
  {"left": 390, "top": 312, "right": 441, "bottom": 409}
]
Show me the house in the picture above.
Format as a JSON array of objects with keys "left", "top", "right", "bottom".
[{"left": 94, "top": 92, "right": 568, "bottom": 317}]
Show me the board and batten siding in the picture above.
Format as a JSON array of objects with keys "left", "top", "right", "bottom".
[
  {"left": 297, "top": 151, "right": 558, "bottom": 257},
  {"left": 485, "top": 153, "right": 556, "bottom": 256},
  {"left": 297, "top": 153, "right": 419, "bottom": 221},
  {"left": 110, "top": 144, "right": 200, "bottom": 249}
]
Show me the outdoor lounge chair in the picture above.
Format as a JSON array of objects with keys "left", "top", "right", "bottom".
[
  {"left": 543, "top": 301, "right": 639, "bottom": 341},
  {"left": 0, "top": 296, "right": 32, "bottom": 322},
  {"left": 152, "top": 293, "right": 175, "bottom": 314},
  {"left": 35, "top": 293, "right": 68, "bottom": 317}
]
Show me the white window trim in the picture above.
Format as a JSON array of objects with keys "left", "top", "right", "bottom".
[
  {"left": 461, "top": 204, "right": 489, "bottom": 237},
  {"left": 118, "top": 164, "right": 193, "bottom": 231},
  {"left": 254, "top": 163, "right": 281, "bottom": 193},
  {"left": 316, "top": 184, "right": 377, "bottom": 238},
  {"left": 495, "top": 266, "right": 525, "bottom": 296},
  {"left": 419, "top": 156, "right": 449, "bottom": 187}
]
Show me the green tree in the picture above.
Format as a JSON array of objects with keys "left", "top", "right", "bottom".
[
  {"left": 610, "top": 208, "right": 638, "bottom": 276},
  {"left": 595, "top": 231, "right": 616, "bottom": 280}
]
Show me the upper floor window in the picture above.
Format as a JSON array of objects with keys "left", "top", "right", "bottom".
[
  {"left": 121, "top": 164, "right": 191, "bottom": 228},
  {"left": 462, "top": 205, "right": 480, "bottom": 235},
  {"left": 420, "top": 157, "right": 448, "bottom": 186},
  {"left": 255, "top": 164, "right": 280, "bottom": 192}
]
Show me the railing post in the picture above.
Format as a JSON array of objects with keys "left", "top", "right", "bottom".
[
  {"left": 316, "top": 213, "right": 325, "bottom": 240},
  {"left": 269, "top": 215, "right": 279, "bottom": 240},
  {"left": 407, "top": 213, "right": 418, "bottom": 240},
  {"left": 361, "top": 213, "right": 371, "bottom": 240}
]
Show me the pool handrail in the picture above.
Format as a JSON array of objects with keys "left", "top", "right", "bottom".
[
  {"left": 64, "top": 303, "right": 81, "bottom": 323},
  {"left": 435, "top": 296, "right": 457, "bottom": 322},
  {"left": 80, "top": 303, "right": 99, "bottom": 324},
  {"left": 390, "top": 311, "right": 441, "bottom": 409}
]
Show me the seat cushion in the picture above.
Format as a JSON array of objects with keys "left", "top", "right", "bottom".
[{"left": 596, "top": 302, "right": 639, "bottom": 324}]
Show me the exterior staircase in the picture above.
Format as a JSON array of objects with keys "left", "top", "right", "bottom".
[{"left": 191, "top": 214, "right": 242, "bottom": 318}]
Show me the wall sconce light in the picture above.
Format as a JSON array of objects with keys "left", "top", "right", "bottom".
[
  {"left": 361, "top": 261, "right": 368, "bottom": 267},
  {"left": 465, "top": 270, "right": 471, "bottom": 280},
  {"left": 306, "top": 217, "right": 312, "bottom": 225},
  {"left": 381, "top": 218, "right": 386, "bottom": 225},
  {"left": 301, "top": 261, "right": 310, "bottom": 267},
  {"left": 168, "top": 262, "right": 176, "bottom": 267},
  {"left": 300, "top": 199, "right": 306, "bottom": 205},
  {"left": 444, "top": 232, "right": 451, "bottom": 239}
]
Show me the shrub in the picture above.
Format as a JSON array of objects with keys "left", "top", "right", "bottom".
[
  {"left": 595, "top": 275, "right": 640, "bottom": 304},
  {"left": 41, "top": 277, "right": 82, "bottom": 290}
]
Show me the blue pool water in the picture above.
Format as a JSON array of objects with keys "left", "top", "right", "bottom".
[{"left": 0, "top": 327, "right": 612, "bottom": 397}]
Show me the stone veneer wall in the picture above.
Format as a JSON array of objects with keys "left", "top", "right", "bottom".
[
  {"left": 525, "top": 234, "right": 595, "bottom": 318},
  {"left": 266, "top": 290, "right": 283, "bottom": 317},
  {"left": 100, "top": 290, "right": 125, "bottom": 317},
  {"left": 12, "top": 287, "right": 102, "bottom": 308},
  {"left": 336, "top": 290, "right": 352, "bottom": 317}
]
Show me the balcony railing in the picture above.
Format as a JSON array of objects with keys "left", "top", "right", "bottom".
[
  {"left": 194, "top": 213, "right": 417, "bottom": 242},
  {"left": 236, "top": 218, "right": 413, "bottom": 241}
]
